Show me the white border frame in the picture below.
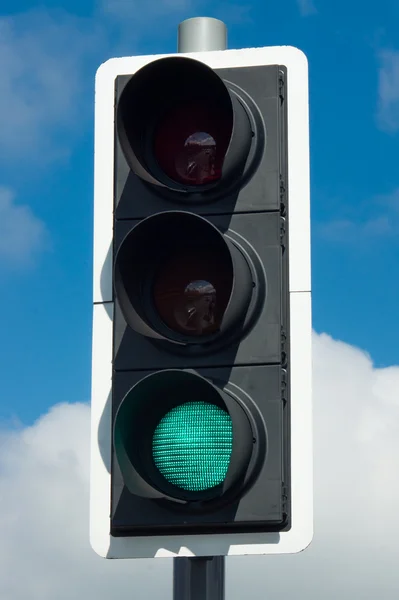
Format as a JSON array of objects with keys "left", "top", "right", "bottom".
[{"left": 90, "top": 46, "right": 312, "bottom": 559}]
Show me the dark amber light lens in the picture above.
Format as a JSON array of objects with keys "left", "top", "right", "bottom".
[
  {"left": 153, "top": 102, "right": 231, "bottom": 186},
  {"left": 153, "top": 250, "right": 233, "bottom": 336}
]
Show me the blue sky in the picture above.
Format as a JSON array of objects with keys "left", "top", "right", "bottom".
[
  {"left": 1, "top": 0, "right": 398, "bottom": 426},
  {"left": 1, "top": 3, "right": 399, "bottom": 600}
]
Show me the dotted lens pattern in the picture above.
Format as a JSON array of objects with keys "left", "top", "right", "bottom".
[{"left": 152, "top": 401, "right": 233, "bottom": 492}]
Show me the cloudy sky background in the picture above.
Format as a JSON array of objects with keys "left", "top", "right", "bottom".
[
  {"left": 1, "top": 333, "right": 399, "bottom": 598},
  {"left": 1, "top": 0, "right": 399, "bottom": 598}
]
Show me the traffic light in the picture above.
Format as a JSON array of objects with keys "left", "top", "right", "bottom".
[{"left": 90, "top": 46, "right": 312, "bottom": 559}]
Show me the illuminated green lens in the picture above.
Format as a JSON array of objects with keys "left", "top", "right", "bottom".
[{"left": 152, "top": 401, "right": 233, "bottom": 492}]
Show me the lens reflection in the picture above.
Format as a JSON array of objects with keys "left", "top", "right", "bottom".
[
  {"left": 175, "top": 132, "right": 217, "bottom": 185},
  {"left": 175, "top": 279, "right": 216, "bottom": 335},
  {"left": 153, "top": 103, "right": 231, "bottom": 186},
  {"left": 153, "top": 251, "right": 232, "bottom": 336}
]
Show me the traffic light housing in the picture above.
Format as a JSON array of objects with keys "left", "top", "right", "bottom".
[{"left": 90, "top": 46, "right": 312, "bottom": 559}]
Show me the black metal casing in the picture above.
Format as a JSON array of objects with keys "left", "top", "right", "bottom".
[{"left": 110, "top": 61, "right": 291, "bottom": 537}]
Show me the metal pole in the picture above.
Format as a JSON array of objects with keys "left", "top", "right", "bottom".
[
  {"left": 177, "top": 17, "right": 227, "bottom": 53},
  {"left": 173, "top": 556, "right": 225, "bottom": 600},
  {"left": 173, "top": 19, "right": 227, "bottom": 600}
]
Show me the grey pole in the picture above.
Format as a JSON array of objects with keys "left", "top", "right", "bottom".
[
  {"left": 173, "top": 556, "right": 225, "bottom": 600},
  {"left": 173, "top": 20, "right": 227, "bottom": 600},
  {"left": 178, "top": 17, "right": 227, "bottom": 53}
]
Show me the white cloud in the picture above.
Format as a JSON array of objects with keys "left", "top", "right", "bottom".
[
  {"left": 316, "top": 187, "right": 399, "bottom": 243},
  {"left": 228, "top": 333, "right": 399, "bottom": 598},
  {"left": 98, "top": 0, "right": 253, "bottom": 30},
  {"left": 297, "top": 0, "right": 317, "bottom": 16},
  {"left": 0, "top": 187, "right": 48, "bottom": 266},
  {"left": 0, "top": 4, "right": 255, "bottom": 168},
  {"left": 377, "top": 49, "right": 399, "bottom": 133},
  {"left": 0, "top": 1, "right": 191, "bottom": 164},
  {"left": 378, "top": 186, "right": 399, "bottom": 212},
  {"left": 0, "top": 402, "right": 172, "bottom": 600},
  {"left": 0, "top": 9, "right": 109, "bottom": 164},
  {"left": 316, "top": 214, "right": 394, "bottom": 242},
  {"left": 100, "top": 0, "right": 191, "bottom": 18},
  {"left": 0, "top": 332, "right": 399, "bottom": 598}
]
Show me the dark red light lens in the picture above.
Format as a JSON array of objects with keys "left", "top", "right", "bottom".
[
  {"left": 153, "top": 102, "right": 232, "bottom": 186},
  {"left": 153, "top": 250, "right": 233, "bottom": 336}
]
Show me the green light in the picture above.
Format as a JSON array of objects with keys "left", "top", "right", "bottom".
[{"left": 152, "top": 401, "right": 233, "bottom": 492}]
